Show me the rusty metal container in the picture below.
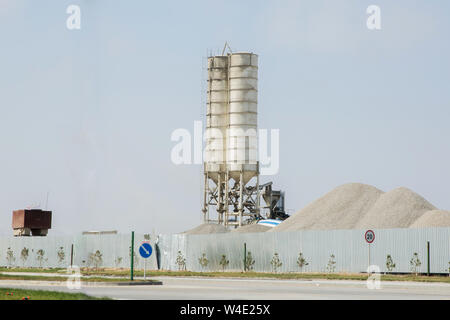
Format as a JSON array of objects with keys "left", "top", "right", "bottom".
[{"left": 12, "top": 209, "right": 52, "bottom": 236}]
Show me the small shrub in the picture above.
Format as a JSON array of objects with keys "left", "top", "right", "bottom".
[
  {"left": 6, "top": 248, "right": 15, "bottom": 268},
  {"left": 409, "top": 253, "right": 421, "bottom": 275},
  {"left": 57, "top": 247, "right": 65, "bottom": 265},
  {"left": 297, "top": 252, "right": 309, "bottom": 272},
  {"left": 244, "top": 252, "right": 255, "bottom": 272},
  {"left": 88, "top": 250, "right": 103, "bottom": 269},
  {"left": 270, "top": 253, "right": 283, "bottom": 273},
  {"left": 36, "top": 249, "right": 47, "bottom": 268},
  {"left": 386, "top": 254, "right": 396, "bottom": 272},
  {"left": 198, "top": 253, "right": 209, "bottom": 272},
  {"left": 326, "top": 254, "right": 336, "bottom": 273},
  {"left": 129, "top": 246, "right": 139, "bottom": 266},
  {"left": 20, "top": 247, "right": 29, "bottom": 267},
  {"left": 115, "top": 257, "right": 123, "bottom": 268},
  {"left": 176, "top": 251, "right": 186, "bottom": 271},
  {"left": 219, "top": 254, "right": 229, "bottom": 272}
]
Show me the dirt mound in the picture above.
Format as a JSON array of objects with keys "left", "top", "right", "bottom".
[
  {"left": 232, "top": 224, "right": 271, "bottom": 233},
  {"left": 355, "top": 187, "right": 437, "bottom": 229},
  {"left": 272, "top": 183, "right": 384, "bottom": 231},
  {"left": 410, "top": 210, "right": 450, "bottom": 228},
  {"left": 183, "top": 223, "right": 229, "bottom": 235},
  {"left": 183, "top": 185, "right": 445, "bottom": 233}
]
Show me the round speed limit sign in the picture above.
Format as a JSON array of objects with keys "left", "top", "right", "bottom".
[{"left": 365, "top": 230, "right": 375, "bottom": 244}]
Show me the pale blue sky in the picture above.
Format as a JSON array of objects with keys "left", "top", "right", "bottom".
[{"left": 0, "top": 0, "right": 449, "bottom": 235}]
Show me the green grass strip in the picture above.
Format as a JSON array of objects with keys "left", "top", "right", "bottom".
[{"left": 0, "top": 287, "right": 109, "bottom": 300}]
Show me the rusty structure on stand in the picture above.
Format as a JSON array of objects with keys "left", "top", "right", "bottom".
[{"left": 12, "top": 209, "right": 52, "bottom": 236}]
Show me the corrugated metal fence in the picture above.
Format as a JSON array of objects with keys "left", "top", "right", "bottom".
[
  {"left": 1, "top": 228, "right": 449, "bottom": 274},
  {"left": 157, "top": 228, "right": 450, "bottom": 274},
  {"left": 0, "top": 233, "right": 158, "bottom": 270}
]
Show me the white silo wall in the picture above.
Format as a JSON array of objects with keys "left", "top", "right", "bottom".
[
  {"left": 204, "top": 52, "right": 259, "bottom": 185},
  {"left": 205, "top": 56, "right": 228, "bottom": 180},
  {"left": 227, "top": 53, "right": 259, "bottom": 183}
]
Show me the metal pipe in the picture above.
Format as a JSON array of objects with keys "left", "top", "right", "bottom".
[
  {"left": 202, "top": 170, "right": 208, "bottom": 224},
  {"left": 239, "top": 170, "right": 244, "bottom": 227},
  {"left": 427, "top": 241, "right": 430, "bottom": 276},
  {"left": 130, "top": 231, "right": 135, "bottom": 281},
  {"left": 70, "top": 244, "right": 74, "bottom": 268},
  {"left": 225, "top": 170, "right": 229, "bottom": 226},
  {"left": 244, "top": 242, "right": 247, "bottom": 272},
  {"left": 217, "top": 173, "right": 222, "bottom": 224},
  {"left": 206, "top": 172, "right": 210, "bottom": 223},
  {"left": 256, "top": 163, "right": 260, "bottom": 217}
]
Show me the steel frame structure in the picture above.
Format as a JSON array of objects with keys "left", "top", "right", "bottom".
[{"left": 202, "top": 164, "right": 261, "bottom": 227}]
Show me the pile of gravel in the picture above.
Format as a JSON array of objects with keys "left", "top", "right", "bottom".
[
  {"left": 183, "top": 223, "right": 229, "bottom": 235},
  {"left": 183, "top": 184, "right": 447, "bottom": 233},
  {"left": 410, "top": 210, "right": 450, "bottom": 228},
  {"left": 272, "top": 183, "right": 446, "bottom": 231},
  {"left": 355, "top": 187, "right": 436, "bottom": 229},
  {"left": 272, "top": 183, "right": 383, "bottom": 231},
  {"left": 232, "top": 224, "right": 271, "bottom": 233}
]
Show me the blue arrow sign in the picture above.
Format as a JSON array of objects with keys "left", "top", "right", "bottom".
[{"left": 139, "top": 242, "right": 153, "bottom": 259}]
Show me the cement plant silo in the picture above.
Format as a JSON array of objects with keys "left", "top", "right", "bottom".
[
  {"left": 203, "top": 49, "right": 260, "bottom": 227},
  {"left": 227, "top": 53, "right": 258, "bottom": 185},
  {"left": 205, "top": 55, "right": 228, "bottom": 184}
]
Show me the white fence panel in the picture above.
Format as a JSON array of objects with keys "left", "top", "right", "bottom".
[{"left": 158, "top": 228, "right": 450, "bottom": 274}]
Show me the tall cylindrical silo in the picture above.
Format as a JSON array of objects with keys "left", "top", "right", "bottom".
[
  {"left": 205, "top": 56, "right": 228, "bottom": 183},
  {"left": 203, "top": 50, "right": 260, "bottom": 227},
  {"left": 227, "top": 52, "right": 258, "bottom": 184}
]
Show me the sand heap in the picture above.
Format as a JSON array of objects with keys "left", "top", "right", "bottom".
[
  {"left": 232, "top": 224, "right": 271, "bottom": 233},
  {"left": 183, "top": 223, "right": 229, "bottom": 235},
  {"left": 184, "top": 223, "right": 269, "bottom": 234},
  {"left": 272, "top": 183, "right": 445, "bottom": 232},
  {"left": 272, "top": 183, "right": 383, "bottom": 232},
  {"left": 184, "top": 183, "right": 447, "bottom": 234},
  {"left": 410, "top": 210, "right": 450, "bottom": 228},
  {"left": 355, "top": 187, "right": 436, "bottom": 229}
]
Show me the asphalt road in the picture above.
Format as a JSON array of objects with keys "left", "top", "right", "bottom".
[{"left": 1, "top": 277, "right": 449, "bottom": 300}]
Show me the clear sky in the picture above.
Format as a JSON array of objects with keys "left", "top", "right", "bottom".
[{"left": 0, "top": 0, "right": 449, "bottom": 235}]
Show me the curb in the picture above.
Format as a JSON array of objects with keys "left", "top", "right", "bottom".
[{"left": 83, "top": 280, "right": 163, "bottom": 286}]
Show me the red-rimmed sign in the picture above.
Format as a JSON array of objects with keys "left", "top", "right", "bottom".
[{"left": 365, "top": 230, "right": 375, "bottom": 244}]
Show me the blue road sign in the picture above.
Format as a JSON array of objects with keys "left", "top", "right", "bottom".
[{"left": 139, "top": 242, "right": 153, "bottom": 259}]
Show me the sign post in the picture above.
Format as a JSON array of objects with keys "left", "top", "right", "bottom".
[
  {"left": 139, "top": 241, "right": 153, "bottom": 280},
  {"left": 131, "top": 231, "right": 135, "bottom": 281},
  {"left": 365, "top": 230, "right": 375, "bottom": 268}
]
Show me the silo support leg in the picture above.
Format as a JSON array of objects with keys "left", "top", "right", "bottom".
[
  {"left": 256, "top": 173, "right": 260, "bottom": 217},
  {"left": 239, "top": 171, "right": 244, "bottom": 227},
  {"left": 225, "top": 170, "right": 229, "bottom": 226},
  {"left": 203, "top": 172, "right": 208, "bottom": 223},
  {"left": 217, "top": 174, "right": 222, "bottom": 224}
]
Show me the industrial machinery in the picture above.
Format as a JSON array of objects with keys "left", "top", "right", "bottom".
[
  {"left": 202, "top": 46, "right": 289, "bottom": 227},
  {"left": 12, "top": 209, "right": 52, "bottom": 236},
  {"left": 259, "top": 182, "right": 289, "bottom": 220}
]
